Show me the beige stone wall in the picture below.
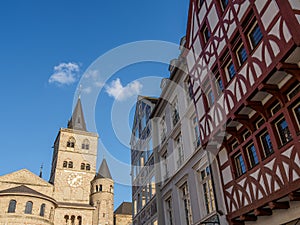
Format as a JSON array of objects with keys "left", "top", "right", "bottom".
[
  {"left": 0, "top": 169, "right": 54, "bottom": 198},
  {"left": 0, "top": 195, "right": 55, "bottom": 225},
  {"left": 91, "top": 178, "right": 114, "bottom": 225},
  {"left": 114, "top": 214, "right": 132, "bottom": 225},
  {"left": 53, "top": 206, "right": 94, "bottom": 225},
  {"left": 53, "top": 129, "right": 98, "bottom": 204}
]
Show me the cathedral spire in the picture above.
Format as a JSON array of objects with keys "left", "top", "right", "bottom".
[
  {"left": 95, "top": 159, "right": 112, "bottom": 179},
  {"left": 67, "top": 98, "right": 87, "bottom": 131}
]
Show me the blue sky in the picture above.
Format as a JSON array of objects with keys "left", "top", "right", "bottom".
[{"left": 0, "top": 0, "right": 189, "bottom": 209}]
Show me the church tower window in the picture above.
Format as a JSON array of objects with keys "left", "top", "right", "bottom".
[
  {"left": 86, "top": 164, "right": 91, "bottom": 171},
  {"left": 68, "top": 161, "right": 73, "bottom": 168},
  {"left": 82, "top": 139, "right": 90, "bottom": 150},
  {"left": 67, "top": 137, "right": 75, "bottom": 148},
  {"left": 81, "top": 163, "right": 85, "bottom": 170}
]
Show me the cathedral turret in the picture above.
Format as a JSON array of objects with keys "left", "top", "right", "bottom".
[{"left": 91, "top": 159, "right": 114, "bottom": 225}]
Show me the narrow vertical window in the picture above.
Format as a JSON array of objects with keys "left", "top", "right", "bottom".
[
  {"left": 248, "top": 23, "right": 263, "bottom": 48},
  {"left": 200, "top": 166, "right": 216, "bottom": 215},
  {"left": 234, "top": 153, "right": 246, "bottom": 177},
  {"left": 260, "top": 132, "right": 274, "bottom": 158},
  {"left": 71, "top": 215, "right": 75, "bottom": 225},
  {"left": 225, "top": 60, "right": 236, "bottom": 80},
  {"left": 68, "top": 161, "right": 73, "bottom": 168},
  {"left": 99, "top": 185, "right": 103, "bottom": 192},
  {"left": 63, "top": 161, "right": 68, "bottom": 168},
  {"left": 166, "top": 198, "right": 173, "bottom": 225},
  {"left": 192, "top": 116, "right": 201, "bottom": 149},
  {"left": 39, "top": 203, "right": 45, "bottom": 217},
  {"left": 81, "top": 163, "right": 85, "bottom": 170},
  {"left": 86, "top": 164, "right": 91, "bottom": 171},
  {"left": 236, "top": 43, "right": 248, "bottom": 65},
  {"left": 275, "top": 117, "right": 292, "bottom": 145},
  {"left": 8, "top": 200, "right": 16, "bottom": 213},
  {"left": 25, "top": 201, "right": 33, "bottom": 214},
  {"left": 181, "top": 183, "right": 192, "bottom": 225},
  {"left": 246, "top": 143, "right": 259, "bottom": 168},
  {"left": 78, "top": 216, "right": 82, "bottom": 225}
]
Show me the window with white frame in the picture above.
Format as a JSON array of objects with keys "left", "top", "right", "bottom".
[
  {"left": 175, "top": 134, "right": 184, "bottom": 168},
  {"left": 165, "top": 197, "right": 174, "bottom": 225},
  {"left": 192, "top": 115, "right": 201, "bottom": 149},
  {"left": 162, "top": 151, "right": 169, "bottom": 180},
  {"left": 200, "top": 166, "right": 216, "bottom": 215},
  {"left": 180, "top": 183, "right": 192, "bottom": 225},
  {"left": 160, "top": 114, "right": 167, "bottom": 143},
  {"left": 172, "top": 98, "right": 180, "bottom": 126}
]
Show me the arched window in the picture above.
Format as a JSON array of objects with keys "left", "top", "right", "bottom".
[
  {"left": 68, "top": 161, "right": 73, "bottom": 168},
  {"left": 71, "top": 215, "right": 75, "bottom": 225},
  {"left": 78, "top": 216, "right": 82, "bottom": 225},
  {"left": 8, "top": 200, "right": 16, "bottom": 213},
  {"left": 96, "top": 185, "right": 98, "bottom": 192},
  {"left": 86, "top": 164, "right": 91, "bottom": 171},
  {"left": 81, "top": 163, "right": 85, "bottom": 170},
  {"left": 39, "top": 203, "right": 45, "bottom": 217},
  {"left": 82, "top": 139, "right": 90, "bottom": 150},
  {"left": 110, "top": 185, "right": 114, "bottom": 193},
  {"left": 64, "top": 215, "right": 69, "bottom": 224},
  {"left": 67, "top": 137, "right": 75, "bottom": 148},
  {"left": 25, "top": 201, "right": 33, "bottom": 214},
  {"left": 99, "top": 185, "right": 103, "bottom": 192},
  {"left": 63, "top": 161, "right": 68, "bottom": 168}
]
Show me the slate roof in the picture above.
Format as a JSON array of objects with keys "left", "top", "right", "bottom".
[
  {"left": 67, "top": 98, "right": 87, "bottom": 131},
  {"left": 114, "top": 202, "right": 132, "bottom": 215},
  {"left": 95, "top": 159, "right": 112, "bottom": 179},
  {"left": 0, "top": 185, "right": 54, "bottom": 201}
]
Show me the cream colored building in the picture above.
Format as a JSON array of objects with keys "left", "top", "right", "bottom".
[
  {"left": 0, "top": 98, "right": 114, "bottom": 225},
  {"left": 113, "top": 202, "right": 132, "bottom": 225}
]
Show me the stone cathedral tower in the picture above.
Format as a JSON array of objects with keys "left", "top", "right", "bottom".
[
  {"left": 48, "top": 98, "right": 114, "bottom": 225},
  {"left": 0, "top": 98, "right": 114, "bottom": 225}
]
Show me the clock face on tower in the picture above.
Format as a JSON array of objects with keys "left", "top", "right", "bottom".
[{"left": 67, "top": 173, "right": 83, "bottom": 188}]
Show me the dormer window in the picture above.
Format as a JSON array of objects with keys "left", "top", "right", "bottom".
[{"left": 67, "top": 137, "right": 75, "bottom": 148}]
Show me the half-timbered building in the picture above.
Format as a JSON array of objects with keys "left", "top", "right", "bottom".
[{"left": 185, "top": 0, "right": 300, "bottom": 224}]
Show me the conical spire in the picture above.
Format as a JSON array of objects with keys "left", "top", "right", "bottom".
[
  {"left": 95, "top": 159, "right": 112, "bottom": 179},
  {"left": 67, "top": 98, "right": 87, "bottom": 131}
]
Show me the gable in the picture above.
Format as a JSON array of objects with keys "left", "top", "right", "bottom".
[{"left": 0, "top": 169, "right": 52, "bottom": 188}]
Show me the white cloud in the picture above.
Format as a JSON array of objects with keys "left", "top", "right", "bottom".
[
  {"left": 48, "top": 62, "right": 80, "bottom": 85},
  {"left": 82, "top": 87, "right": 92, "bottom": 94},
  {"left": 84, "top": 69, "right": 99, "bottom": 80},
  {"left": 95, "top": 81, "right": 105, "bottom": 88},
  {"left": 105, "top": 78, "right": 142, "bottom": 101}
]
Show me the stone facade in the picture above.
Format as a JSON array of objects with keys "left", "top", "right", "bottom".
[{"left": 0, "top": 98, "right": 114, "bottom": 225}]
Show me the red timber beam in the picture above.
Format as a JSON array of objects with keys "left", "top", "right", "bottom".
[
  {"left": 254, "top": 208, "right": 272, "bottom": 217},
  {"left": 268, "top": 201, "right": 290, "bottom": 210},
  {"left": 232, "top": 114, "right": 255, "bottom": 133},
  {"left": 257, "top": 83, "right": 287, "bottom": 105},
  {"left": 240, "top": 214, "right": 257, "bottom": 222},
  {"left": 226, "top": 127, "right": 243, "bottom": 143},
  {"left": 277, "top": 62, "right": 300, "bottom": 82},
  {"left": 289, "top": 192, "right": 300, "bottom": 201},
  {"left": 231, "top": 220, "right": 245, "bottom": 225},
  {"left": 245, "top": 101, "right": 269, "bottom": 121}
]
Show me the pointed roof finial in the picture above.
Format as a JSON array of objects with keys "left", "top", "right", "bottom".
[{"left": 39, "top": 164, "right": 43, "bottom": 178}]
